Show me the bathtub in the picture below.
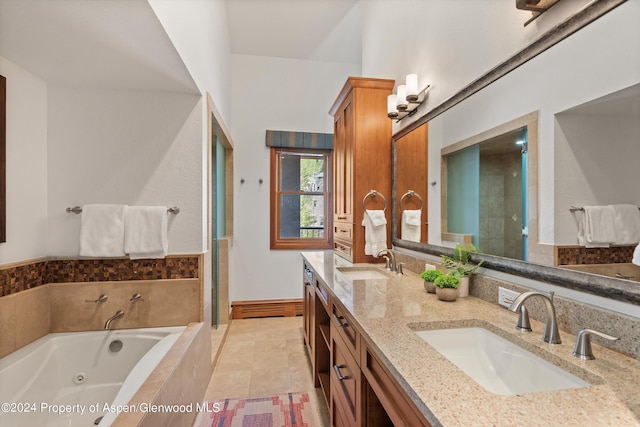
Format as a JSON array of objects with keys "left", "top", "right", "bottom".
[{"left": 0, "top": 326, "right": 185, "bottom": 427}]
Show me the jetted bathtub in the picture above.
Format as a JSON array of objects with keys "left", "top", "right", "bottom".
[{"left": 0, "top": 326, "right": 185, "bottom": 427}]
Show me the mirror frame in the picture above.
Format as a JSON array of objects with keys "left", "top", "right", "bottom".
[
  {"left": 392, "top": 0, "right": 640, "bottom": 306},
  {"left": 1, "top": 74, "right": 5, "bottom": 243}
]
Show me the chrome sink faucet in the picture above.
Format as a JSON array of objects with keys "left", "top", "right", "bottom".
[
  {"left": 508, "top": 291, "right": 562, "bottom": 344},
  {"left": 375, "top": 248, "right": 397, "bottom": 272},
  {"left": 104, "top": 310, "right": 124, "bottom": 330},
  {"left": 573, "top": 329, "right": 619, "bottom": 360}
]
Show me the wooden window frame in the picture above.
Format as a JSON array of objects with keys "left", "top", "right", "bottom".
[{"left": 270, "top": 147, "right": 333, "bottom": 250}]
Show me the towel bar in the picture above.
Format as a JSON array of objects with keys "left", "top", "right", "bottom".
[
  {"left": 400, "top": 190, "right": 424, "bottom": 210},
  {"left": 570, "top": 205, "right": 640, "bottom": 212},
  {"left": 362, "top": 190, "right": 387, "bottom": 212},
  {"left": 66, "top": 206, "right": 180, "bottom": 214}
]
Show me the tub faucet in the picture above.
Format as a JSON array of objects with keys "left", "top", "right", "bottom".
[
  {"left": 375, "top": 248, "right": 397, "bottom": 272},
  {"left": 104, "top": 310, "right": 124, "bottom": 330},
  {"left": 508, "top": 291, "right": 562, "bottom": 344}
]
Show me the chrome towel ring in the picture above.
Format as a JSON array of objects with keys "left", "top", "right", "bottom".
[
  {"left": 400, "top": 190, "right": 423, "bottom": 210},
  {"left": 362, "top": 190, "right": 387, "bottom": 212}
]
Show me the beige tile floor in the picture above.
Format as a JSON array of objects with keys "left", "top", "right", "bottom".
[{"left": 201, "top": 316, "right": 329, "bottom": 425}]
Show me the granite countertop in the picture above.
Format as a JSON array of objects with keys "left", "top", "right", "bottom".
[{"left": 302, "top": 251, "right": 640, "bottom": 427}]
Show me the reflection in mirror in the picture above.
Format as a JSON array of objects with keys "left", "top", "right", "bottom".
[
  {"left": 441, "top": 112, "right": 539, "bottom": 263},
  {"left": 444, "top": 127, "right": 527, "bottom": 260},
  {"left": 394, "top": 122, "right": 428, "bottom": 243}
]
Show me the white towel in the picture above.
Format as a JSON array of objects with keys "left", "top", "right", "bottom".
[
  {"left": 401, "top": 209, "right": 421, "bottom": 242},
  {"left": 578, "top": 206, "right": 616, "bottom": 248},
  {"left": 633, "top": 244, "right": 640, "bottom": 266},
  {"left": 79, "top": 204, "right": 127, "bottom": 257},
  {"left": 124, "top": 206, "right": 169, "bottom": 259},
  {"left": 611, "top": 204, "right": 640, "bottom": 245},
  {"left": 362, "top": 210, "right": 387, "bottom": 256}
]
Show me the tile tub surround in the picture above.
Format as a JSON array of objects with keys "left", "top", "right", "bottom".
[
  {"left": 303, "top": 251, "right": 640, "bottom": 426},
  {"left": 556, "top": 245, "right": 636, "bottom": 265},
  {"left": 0, "top": 279, "right": 201, "bottom": 358},
  {"left": 112, "top": 322, "right": 212, "bottom": 427}
]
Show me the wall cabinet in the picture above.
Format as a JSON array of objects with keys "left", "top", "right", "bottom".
[
  {"left": 303, "top": 258, "right": 431, "bottom": 427},
  {"left": 330, "top": 77, "right": 394, "bottom": 263}
]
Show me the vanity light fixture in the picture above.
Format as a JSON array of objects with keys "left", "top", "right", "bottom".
[{"left": 387, "top": 73, "right": 430, "bottom": 121}]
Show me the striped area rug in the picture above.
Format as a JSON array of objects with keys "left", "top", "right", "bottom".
[{"left": 197, "top": 392, "right": 323, "bottom": 427}]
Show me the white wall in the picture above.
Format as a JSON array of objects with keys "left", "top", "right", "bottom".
[
  {"left": 46, "top": 86, "right": 203, "bottom": 256},
  {"left": 149, "top": 0, "right": 231, "bottom": 126},
  {"left": 0, "top": 57, "right": 48, "bottom": 263},
  {"left": 230, "top": 54, "right": 360, "bottom": 301}
]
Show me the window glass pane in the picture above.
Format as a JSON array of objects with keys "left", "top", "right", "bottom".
[
  {"left": 280, "top": 153, "right": 324, "bottom": 192},
  {"left": 280, "top": 194, "right": 325, "bottom": 238}
]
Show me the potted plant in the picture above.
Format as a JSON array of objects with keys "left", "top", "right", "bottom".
[
  {"left": 433, "top": 274, "right": 460, "bottom": 302},
  {"left": 440, "top": 243, "right": 484, "bottom": 298},
  {"left": 420, "top": 269, "right": 443, "bottom": 294}
]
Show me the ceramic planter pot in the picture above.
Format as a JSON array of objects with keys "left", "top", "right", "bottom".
[
  {"left": 424, "top": 281, "right": 436, "bottom": 294},
  {"left": 436, "top": 287, "right": 459, "bottom": 302},
  {"left": 458, "top": 275, "right": 471, "bottom": 298}
]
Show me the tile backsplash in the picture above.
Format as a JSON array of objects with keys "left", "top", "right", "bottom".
[
  {"left": 396, "top": 250, "right": 640, "bottom": 360},
  {"left": 1, "top": 256, "right": 199, "bottom": 297},
  {"left": 555, "top": 245, "right": 635, "bottom": 265}
]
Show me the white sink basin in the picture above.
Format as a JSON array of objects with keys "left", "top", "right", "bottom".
[
  {"left": 415, "top": 327, "right": 590, "bottom": 395},
  {"left": 336, "top": 267, "right": 392, "bottom": 280}
]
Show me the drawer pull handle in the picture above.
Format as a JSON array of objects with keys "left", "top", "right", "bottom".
[
  {"left": 337, "top": 216, "right": 347, "bottom": 220},
  {"left": 333, "top": 364, "right": 350, "bottom": 380},
  {"left": 334, "top": 314, "right": 348, "bottom": 328}
]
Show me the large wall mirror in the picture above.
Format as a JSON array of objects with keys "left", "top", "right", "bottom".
[{"left": 392, "top": 0, "right": 640, "bottom": 305}]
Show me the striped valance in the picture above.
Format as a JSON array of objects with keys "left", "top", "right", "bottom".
[{"left": 266, "top": 130, "right": 333, "bottom": 150}]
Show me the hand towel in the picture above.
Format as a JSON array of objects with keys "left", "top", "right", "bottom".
[
  {"left": 633, "top": 244, "right": 640, "bottom": 266},
  {"left": 579, "top": 206, "right": 616, "bottom": 248},
  {"left": 124, "top": 206, "right": 168, "bottom": 259},
  {"left": 79, "top": 204, "right": 127, "bottom": 257},
  {"left": 362, "top": 210, "right": 387, "bottom": 255},
  {"left": 401, "top": 209, "right": 422, "bottom": 242},
  {"left": 611, "top": 204, "right": 640, "bottom": 245}
]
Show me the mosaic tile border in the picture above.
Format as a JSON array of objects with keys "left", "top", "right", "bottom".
[
  {"left": 0, "top": 256, "right": 199, "bottom": 297},
  {"left": 555, "top": 245, "right": 635, "bottom": 266}
]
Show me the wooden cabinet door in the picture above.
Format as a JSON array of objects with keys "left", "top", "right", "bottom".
[
  {"left": 334, "top": 93, "right": 354, "bottom": 225},
  {"left": 331, "top": 324, "right": 363, "bottom": 427}
]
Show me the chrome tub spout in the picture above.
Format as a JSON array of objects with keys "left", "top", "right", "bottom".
[{"left": 104, "top": 310, "right": 124, "bottom": 330}]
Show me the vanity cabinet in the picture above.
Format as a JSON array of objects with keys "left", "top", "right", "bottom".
[
  {"left": 330, "top": 77, "right": 395, "bottom": 263},
  {"left": 303, "top": 257, "right": 431, "bottom": 427}
]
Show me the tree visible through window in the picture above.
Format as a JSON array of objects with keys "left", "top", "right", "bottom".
[{"left": 270, "top": 148, "right": 332, "bottom": 249}]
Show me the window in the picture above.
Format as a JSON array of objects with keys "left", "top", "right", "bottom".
[{"left": 270, "top": 148, "right": 332, "bottom": 249}]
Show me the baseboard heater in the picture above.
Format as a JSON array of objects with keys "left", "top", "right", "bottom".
[{"left": 231, "top": 299, "right": 303, "bottom": 319}]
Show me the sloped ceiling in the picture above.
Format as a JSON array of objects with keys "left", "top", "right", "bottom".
[
  {"left": 0, "top": 0, "right": 198, "bottom": 93},
  {"left": 224, "top": 0, "right": 361, "bottom": 64}
]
